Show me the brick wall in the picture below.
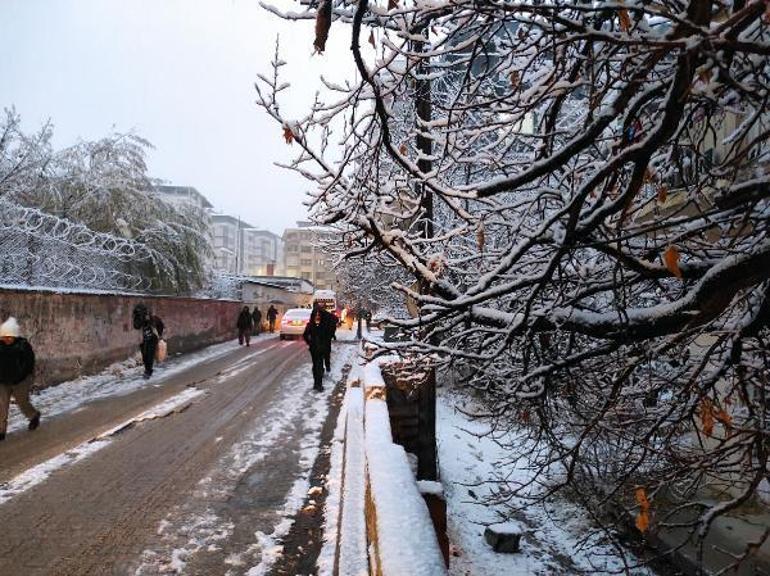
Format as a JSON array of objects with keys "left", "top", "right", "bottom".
[{"left": 0, "top": 288, "right": 243, "bottom": 388}]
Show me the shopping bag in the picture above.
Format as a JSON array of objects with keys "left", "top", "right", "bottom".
[{"left": 155, "top": 339, "right": 168, "bottom": 363}]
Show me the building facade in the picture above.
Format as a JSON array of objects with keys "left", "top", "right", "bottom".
[
  {"left": 282, "top": 222, "right": 337, "bottom": 290},
  {"left": 154, "top": 185, "right": 213, "bottom": 212},
  {"left": 211, "top": 216, "right": 285, "bottom": 276},
  {"left": 242, "top": 228, "right": 284, "bottom": 276},
  {"left": 211, "top": 214, "right": 246, "bottom": 273}
]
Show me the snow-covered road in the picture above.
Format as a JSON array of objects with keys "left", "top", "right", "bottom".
[{"left": 0, "top": 333, "right": 355, "bottom": 576}]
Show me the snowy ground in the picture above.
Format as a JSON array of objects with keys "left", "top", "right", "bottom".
[
  {"left": 438, "top": 387, "right": 656, "bottom": 576},
  {"left": 133, "top": 343, "right": 356, "bottom": 576},
  {"left": 0, "top": 386, "right": 205, "bottom": 506},
  {"left": 2, "top": 332, "right": 356, "bottom": 575},
  {"left": 6, "top": 334, "right": 275, "bottom": 434}
]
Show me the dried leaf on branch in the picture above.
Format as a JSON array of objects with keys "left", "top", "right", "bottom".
[
  {"left": 313, "top": 0, "right": 332, "bottom": 54},
  {"left": 618, "top": 8, "right": 632, "bottom": 32},
  {"left": 283, "top": 126, "right": 294, "bottom": 145},
  {"left": 476, "top": 222, "right": 486, "bottom": 253},
  {"left": 663, "top": 246, "right": 682, "bottom": 278},
  {"left": 509, "top": 70, "right": 519, "bottom": 89},
  {"left": 635, "top": 487, "right": 651, "bottom": 533},
  {"left": 699, "top": 398, "right": 715, "bottom": 436}
]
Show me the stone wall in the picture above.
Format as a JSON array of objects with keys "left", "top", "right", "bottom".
[{"left": 0, "top": 288, "right": 242, "bottom": 388}]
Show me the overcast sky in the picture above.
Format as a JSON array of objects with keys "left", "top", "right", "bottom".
[{"left": 0, "top": 0, "right": 355, "bottom": 236}]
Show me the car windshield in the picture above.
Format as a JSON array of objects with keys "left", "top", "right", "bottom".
[{"left": 284, "top": 309, "right": 311, "bottom": 320}]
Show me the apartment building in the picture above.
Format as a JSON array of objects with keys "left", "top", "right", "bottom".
[
  {"left": 242, "top": 228, "right": 284, "bottom": 276},
  {"left": 282, "top": 221, "right": 337, "bottom": 290},
  {"left": 211, "top": 214, "right": 247, "bottom": 273}
]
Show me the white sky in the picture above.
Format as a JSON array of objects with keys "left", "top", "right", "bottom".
[{"left": 0, "top": 0, "right": 356, "bottom": 236}]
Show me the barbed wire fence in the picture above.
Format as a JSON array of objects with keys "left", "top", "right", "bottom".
[{"left": 0, "top": 197, "right": 169, "bottom": 294}]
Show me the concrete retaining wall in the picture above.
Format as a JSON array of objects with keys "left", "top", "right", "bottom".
[{"left": 0, "top": 288, "right": 242, "bottom": 387}]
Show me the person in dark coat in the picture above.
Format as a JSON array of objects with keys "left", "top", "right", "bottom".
[
  {"left": 322, "top": 310, "right": 337, "bottom": 372},
  {"left": 0, "top": 317, "right": 41, "bottom": 440},
  {"left": 138, "top": 308, "right": 164, "bottom": 379},
  {"left": 237, "top": 306, "right": 253, "bottom": 346},
  {"left": 251, "top": 307, "right": 262, "bottom": 336},
  {"left": 303, "top": 306, "right": 333, "bottom": 392},
  {"left": 267, "top": 305, "right": 278, "bottom": 333}
]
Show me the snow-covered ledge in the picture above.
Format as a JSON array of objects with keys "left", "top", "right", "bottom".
[{"left": 322, "top": 358, "right": 447, "bottom": 576}]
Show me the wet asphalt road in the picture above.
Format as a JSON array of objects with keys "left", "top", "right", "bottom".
[{"left": 0, "top": 335, "right": 345, "bottom": 576}]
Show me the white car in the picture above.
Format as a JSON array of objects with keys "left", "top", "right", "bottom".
[{"left": 279, "top": 308, "right": 312, "bottom": 340}]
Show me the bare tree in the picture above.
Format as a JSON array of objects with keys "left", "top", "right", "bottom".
[{"left": 257, "top": 1, "right": 770, "bottom": 568}]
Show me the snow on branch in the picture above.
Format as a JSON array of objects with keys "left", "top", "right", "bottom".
[{"left": 256, "top": 0, "right": 770, "bottom": 566}]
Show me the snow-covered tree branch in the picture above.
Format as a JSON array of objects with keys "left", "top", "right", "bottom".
[{"left": 257, "top": 0, "right": 770, "bottom": 566}]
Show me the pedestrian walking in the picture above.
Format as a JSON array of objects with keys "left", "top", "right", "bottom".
[
  {"left": 237, "top": 306, "right": 253, "bottom": 346},
  {"left": 323, "top": 309, "right": 336, "bottom": 372},
  {"left": 303, "top": 306, "right": 333, "bottom": 392},
  {"left": 133, "top": 303, "right": 164, "bottom": 379},
  {"left": 0, "top": 317, "right": 41, "bottom": 441},
  {"left": 267, "top": 305, "right": 278, "bottom": 333},
  {"left": 251, "top": 307, "right": 262, "bottom": 336}
]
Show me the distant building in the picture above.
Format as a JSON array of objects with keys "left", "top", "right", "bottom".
[
  {"left": 211, "top": 214, "right": 248, "bottom": 273},
  {"left": 282, "top": 221, "right": 337, "bottom": 290},
  {"left": 242, "top": 228, "right": 284, "bottom": 276},
  {"left": 154, "top": 185, "right": 213, "bottom": 212},
  {"left": 211, "top": 215, "right": 285, "bottom": 276},
  {"left": 241, "top": 276, "right": 315, "bottom": 314}
]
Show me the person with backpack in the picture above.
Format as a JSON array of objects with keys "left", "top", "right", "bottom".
[
  {"left": 237, "top": 306, "right": 253, "bottom": 346},
  {"left": 0, "top": 317, "right": 41, "bottom": 441},
  {"left": 251, "top": 307, "right": 262, "bottom": 336},
  {"left": 133, "top": 303, "right": 165, "bottom": 379},
  {"left": 266, "top": 305, "right": 278, "bottom": 333}
]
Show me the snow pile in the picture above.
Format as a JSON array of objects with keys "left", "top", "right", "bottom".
[
  {"left": 365, "top": 398, "right": 447, "bottom": 576},
  {"left": 320, "top": 365, "right": 368, "bottom": 575},
  {"left": 363, "top": 361, "right": 386, "bottom": 391},
  {"left": 338, "top": 387, "right": 368, "bottom": 576},
  {"left": 320, "top": 355, "right": 447, "bottom": 575}
]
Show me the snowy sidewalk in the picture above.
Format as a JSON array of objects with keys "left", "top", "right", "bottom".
[{"left": 437, "top": 387, "right": 657, "bottom": 576}]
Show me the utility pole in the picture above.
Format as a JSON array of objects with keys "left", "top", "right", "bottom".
[{"left": 234, "top": 216, "right": 241, "bottom": 275}]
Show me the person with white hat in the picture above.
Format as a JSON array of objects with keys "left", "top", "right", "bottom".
[{"left": 0, "top": 316, "right": 41, "bottom": 441}]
